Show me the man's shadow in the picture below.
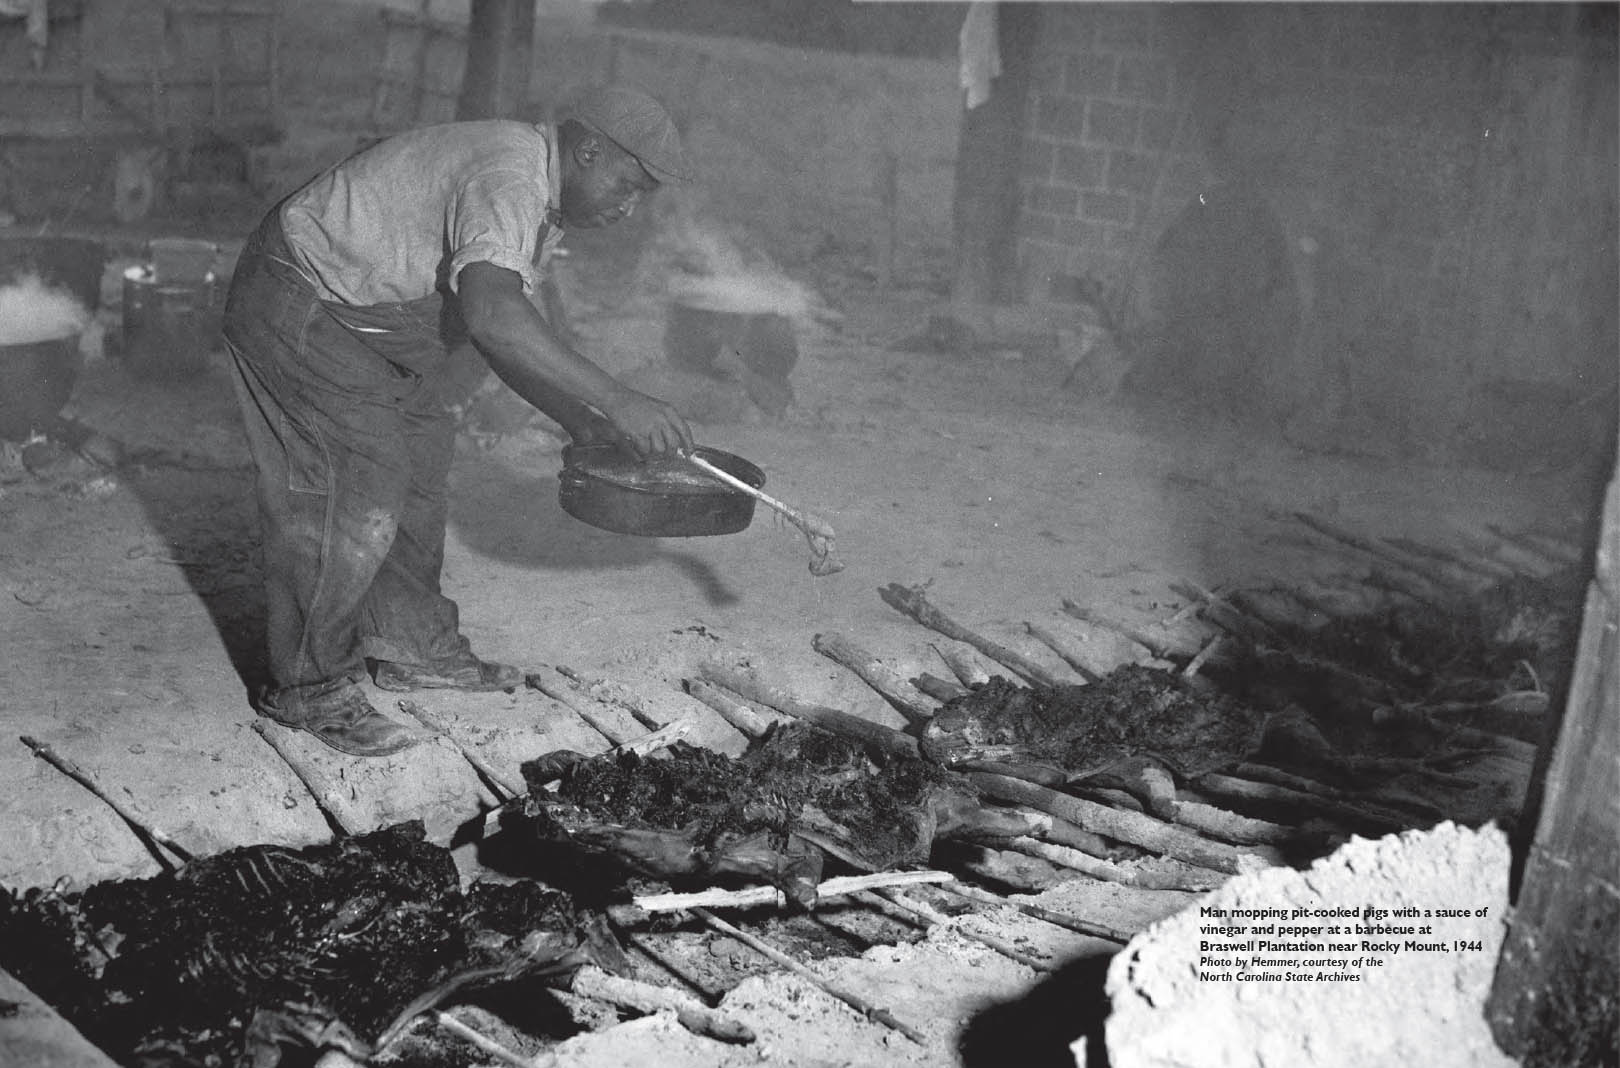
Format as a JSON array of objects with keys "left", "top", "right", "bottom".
[
  {"left": 446, "top": 441, "right": 743, "bottom": 609},
  {"left": 102, "top": 406, "right": 271, "bottom": 702}
]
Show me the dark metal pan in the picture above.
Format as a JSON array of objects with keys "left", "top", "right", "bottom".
[{"left": 557, "top": 444, "right": 765, "bottom": 537}]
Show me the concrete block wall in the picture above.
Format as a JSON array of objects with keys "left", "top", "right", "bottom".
[
  {"left": 580, "top": 27, "right": 959, "bottom": 258},
  {"left": 1013, "top": 3, "right": 1618, "bottom": 466},
  {"left": 1015, "top": 4, "right": 1501, "bottom": 311},
  {"left": 1017, "top": 5, "right": 1205, "bottom": 304}
]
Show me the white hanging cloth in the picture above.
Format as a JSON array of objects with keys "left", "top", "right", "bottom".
[
  {"left": 959, "top": 2, "right": 1002, "bottom": 110},
  {"left": 0, "top": 0, "right": 48, "bottom": 53}
]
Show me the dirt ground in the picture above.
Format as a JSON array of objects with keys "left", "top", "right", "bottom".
[{"left": 0, "top": 10, "right": 1608, "bottom": 1066}]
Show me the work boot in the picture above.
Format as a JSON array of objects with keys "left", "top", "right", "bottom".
[
  {"left": 370, "top": 651, "right": 524, "bottom": 693},
  {"left": 259, "top": 682, "right": 423, "bottom": 758}
]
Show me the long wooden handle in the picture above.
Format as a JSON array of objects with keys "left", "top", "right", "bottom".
[{"left": 685, "top": 453, "right": 835, "bottom": 540}]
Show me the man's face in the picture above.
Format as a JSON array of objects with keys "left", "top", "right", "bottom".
[{"left": 560, "top": 135, "right": 661, "bottom": 229}]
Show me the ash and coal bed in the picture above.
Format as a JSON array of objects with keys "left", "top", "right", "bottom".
[{"left": 0, "top": 822, "right": 624, "bottom": 1068}]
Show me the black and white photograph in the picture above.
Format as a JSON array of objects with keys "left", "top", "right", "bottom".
[{"left": 0, "top": 1, "right": 1614, "bottom": 1065}]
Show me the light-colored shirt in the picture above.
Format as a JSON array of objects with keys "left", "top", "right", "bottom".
[{"left": 279, "top": 120, "right": 565, "bottom": 307}]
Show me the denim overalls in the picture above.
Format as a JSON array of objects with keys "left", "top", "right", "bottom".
[{"left": 222, "top": 209, "right": 488, "bottom": 720}]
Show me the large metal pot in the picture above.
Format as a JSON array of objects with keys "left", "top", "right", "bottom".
[
  {"left": 664, "top": 301, "right": 798, "bottom": 380},
  {"left": 558, "top": 444, "right": 764, "bottom": 537},
  {"left": 0, "top": 335, "right": 82, "bottom": 441},
  {"left": 0, "top": 238, "right": 103, "bottom": 440}
]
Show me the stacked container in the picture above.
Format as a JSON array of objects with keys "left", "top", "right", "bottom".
[{"left": 122, "top": 238, "right": 220, "bottom": 378}]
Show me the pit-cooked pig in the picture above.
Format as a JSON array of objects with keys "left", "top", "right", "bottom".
[{"left": 523, "top": 722, "right": 1036, "bottom": 907}]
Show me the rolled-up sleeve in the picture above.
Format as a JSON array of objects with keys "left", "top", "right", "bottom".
[{"left": 446, "top": 168, "right": 548, "bottom": 293}]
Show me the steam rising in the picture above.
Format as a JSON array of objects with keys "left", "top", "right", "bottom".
[
  {"left": 663, "top": 213, "right": 826, "bottom": 326},
  {"left": 0, "top": 273, "right": 91, "bottom": 345}
]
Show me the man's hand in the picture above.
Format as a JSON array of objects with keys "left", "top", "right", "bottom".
[
  {"left": 458, "top": 261, "right": 691, "bottom": 457},
  {"left": 561, "top": 406, "right": 618, "bottom": 448},
  {"left": 600, "top": 387, "right": 694, "bottom": 458}
]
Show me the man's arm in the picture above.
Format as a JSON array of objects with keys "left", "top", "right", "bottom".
[
  {"left": 538, "top": 275, "right": 580, "bottom": 349},
  {"left": 457, "top": 261, "right": 692, "bottom": 457}
]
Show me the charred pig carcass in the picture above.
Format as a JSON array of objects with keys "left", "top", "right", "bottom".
[
  {"left": 921, "top": 661, "right": 1518, "bottom": 821},
  {"left": 0, "top": 821, "right": 624, "bottom": 1068},
  {"left": 921, "top": 665, "right": 1268, "bottom": 809},
  {"left": 521, "top": 722, "right": 1035, "bottom": 907}
]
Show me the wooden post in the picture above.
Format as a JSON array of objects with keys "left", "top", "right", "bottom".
[
  {"left": 211, "top": 19, "right": 225, "bottom": 122},
  {"left": 950, "top": 3, "right": 1039, "bottom": 309},
  {"left": 458, "top": 0, "right": 535, "bottom": 121},
  {"left": 409, "top": 0, "right": 432, "bottom": 124},
  {"left": 78, "top": 0, "right": 95, "bottom": 123},
  {"left": 503, "top": 0, "right": 534, "bottom": 117},
  {"left": 1487, "top": 459, "right": 1619, "bottom": 1060},
  {"left": 267, "top": 0, "right": 282, "bottom": 121}
]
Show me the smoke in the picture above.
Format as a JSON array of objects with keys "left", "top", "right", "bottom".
[
  {"left": 0, "top": 273, "right": 91, "bottom": 345},
  {"left": 660, "top": 208, "right": 828, "bottom": 327}
]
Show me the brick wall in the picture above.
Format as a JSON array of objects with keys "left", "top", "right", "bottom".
[
  {"left": 1012, "top": 4, "right": 1618, "bottom": 465},
  {"left": 1017, "top": 6, "right": 1204, "bottom": 304}
]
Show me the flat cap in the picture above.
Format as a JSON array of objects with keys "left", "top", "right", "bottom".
[{"left": 566, "top": 84, "right": 691, "bottom": 182}]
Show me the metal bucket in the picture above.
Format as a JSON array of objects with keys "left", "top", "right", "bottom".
[
  {"left": 664, "top": 302, "right": 798, "bottom": 381},
  {"left": 148, "top": 238, "right": 220, "bottom": 285},
  {"left": 0, "top": 334, "right": 81, "bottom": 441},
  {"left": 121, "top": 266, "right": 219, "bottom": 378}
]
